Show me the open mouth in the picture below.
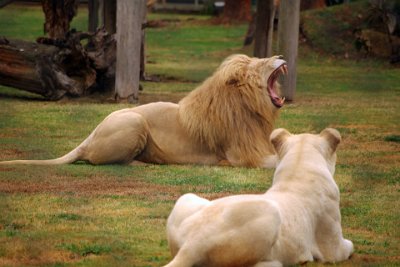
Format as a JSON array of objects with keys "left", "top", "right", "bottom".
[{"left": 268, "top": 61, "right": 287, "bottom": 108}]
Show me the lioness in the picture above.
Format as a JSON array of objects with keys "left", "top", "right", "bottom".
[
  {"left": 0, "top": 54, "right": 286, "bottom": 168},
  {"left": 165, "top": 128, "right": 354, "bottom": 267}
]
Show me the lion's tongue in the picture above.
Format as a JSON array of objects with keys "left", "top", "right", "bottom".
[
  {"left": 268, "top": 77, "right": 284, "bottom": 108},
  {"left": 271, "top": 93, "right": 285, "bottom": 108}
]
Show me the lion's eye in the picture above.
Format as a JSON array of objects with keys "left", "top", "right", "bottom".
[{"left": 227, "top": 79, "right": 239, "bottom": 86}]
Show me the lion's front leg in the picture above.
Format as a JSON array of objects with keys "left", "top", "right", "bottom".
[
  {"left": 225, "top": 148, "right": 277, "bottom": 168},
  {"left": 252, "top": 261, "right": 283, "bottom": 267},
  {"left": 315, "top": 218, "right": 354, "bottom": 263},
  {"left": 261, "top": 154, "right": 278, "bottom": 168},
  {"left": 217, "top": 159, "right": 233, "bottom": 166},
  {"left": 129, "top": 160, "right": 150, "bottom": 166}
]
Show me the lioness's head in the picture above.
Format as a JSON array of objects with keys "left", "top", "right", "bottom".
[
  {"left": 216, "top": 54, "right": 287, "bottom": 108},
  {"left": 270, "top": 128, "right": 341, "bottom": 175}
]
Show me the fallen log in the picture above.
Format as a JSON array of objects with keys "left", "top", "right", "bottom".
[{"left": 0, "top": 28, "right": 116, "bottom": 100}]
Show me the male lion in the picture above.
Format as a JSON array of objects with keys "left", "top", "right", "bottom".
[
  {"left": 0, "top": 54, "right": 287, "bottom": 168},
  {"left": 165, "top": 128, "right": 354, "bottom": 267}
]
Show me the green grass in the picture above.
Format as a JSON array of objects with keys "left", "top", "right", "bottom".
[
  {"left": 0, "top": 4, "right": 88, "bottom": 41},
  {"left": 301, "top": 1, "right": 370, "bottom": 56},
  {"left": 0, "top": 3, "right": 400, "bottom": 267}
]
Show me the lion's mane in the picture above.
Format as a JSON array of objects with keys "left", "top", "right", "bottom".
[{"left": 179, "top": 54, "right": 279, "bottom": 167}]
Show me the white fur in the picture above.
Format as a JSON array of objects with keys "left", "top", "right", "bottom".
[
  {"left": 272, "top": 59, "right": 286, "bottom": 70},
  {"left": 164, "top": 128, "right": 353, "bottom": 267}
]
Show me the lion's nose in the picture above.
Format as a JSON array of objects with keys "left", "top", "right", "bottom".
[{"left": 277, "top": 55, "right": 284, "bottom": 59}]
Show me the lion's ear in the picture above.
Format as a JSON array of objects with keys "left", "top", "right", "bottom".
[
  {"left": 270, "top": 128, "right": 291, "bottom": 154},
  {"left": 320, "top": 128, "right": 341, "bottom": 153}
]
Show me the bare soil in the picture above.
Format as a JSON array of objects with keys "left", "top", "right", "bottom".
[{"left": 0, "top": 172, "right": 182, "bottom": 200}]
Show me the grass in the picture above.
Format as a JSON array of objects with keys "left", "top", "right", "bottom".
[
  {"left": 301, "top": 1, "right": 369, "bottom": 57},
  {"left": 0, "top": 2, "right": 400, "bottom": 267}
]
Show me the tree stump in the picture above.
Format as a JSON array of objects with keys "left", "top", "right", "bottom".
[
  {"left": 0, "top": 28, "right": 116, "bottom": 100},
  {"left": 41, "top": 0, "right": 79, "bottom": 39}
]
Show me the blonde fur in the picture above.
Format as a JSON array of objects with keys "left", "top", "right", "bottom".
[
  {"left": 0, "top": 54, "right": 284, "bottom": 167},
  {"left": 179, "top": 54, "right": 279, "bottom": 167}
]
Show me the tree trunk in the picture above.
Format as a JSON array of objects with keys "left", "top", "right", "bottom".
[
  {"left": 254, "top": 0, "right": 275, "bottom": 58},
  {"left": 0, "top": 39, "right": 51, "bottom": 97},
  {"left": 277, "top": 0, "right": 300, "bottom": 101},
  {"left": 41, "top": 0, "right": 79, "bottom": 38},
  {"left": 103, "top": 0, "right": 117, "bottom": 34},
  {"left": 115, "top": 0, "right": 146, "bottom": 102},
  {"left": 222, "top": 0, "right": 251, "bottom": 23},
  {"left": 243, "top": 15, "right": 256, "bottom": 46},
  {"left": 88, "top": 0, "right": 100, "bottom": 32},
  {"left": 0, "top": 29, "right": 116, "bottom": 100}
]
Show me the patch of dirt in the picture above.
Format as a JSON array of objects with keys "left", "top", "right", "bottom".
[
  {"left": 144, "top": 73, "right": 195, "bottom": 83},
  {"left": 49, "top": 90, "right": 185, "bottom": 105},
  {"left": 24, "top": 251, "right": 78, "bottom": 266},
  {"left": 0, "top": 128, "right": 27, "bottom": 138},
  {"left": 138, "top": 92, "right": 185, "bottom": 105},
  {"left": 0, "top": 168, "right": 242, "bottom": 201},
  {"left": 335, "top": 124, "right": 379, "bottom": 130},
  {"left": 0, "top": 149, "right": 28, "bottom": 159},
  {"left": 349, "top": 253, "right": 400, "bottom": 264},
  {"left": 146, "top": 18, "right": 214, "bottom": 28},
  {"left": 0, "top": 174, "right": 184, "bottom": 200},
  {"left": 146, "top": 19, "right": 180, "bottom": 28},
  {"left": 0, "top": 238, "right": 79, "bottom": 266}
]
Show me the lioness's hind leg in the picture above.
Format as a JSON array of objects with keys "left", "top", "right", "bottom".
[
  {"left": 167, "top": 194, "right": 210, "bottom": 256},
  {"left": 82, "top": 110, "right": 149, "bottom": 164}
]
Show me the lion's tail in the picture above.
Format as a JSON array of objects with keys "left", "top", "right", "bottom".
[{"left": 0, "top": 145, "right": 83, "bottom": 166}]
